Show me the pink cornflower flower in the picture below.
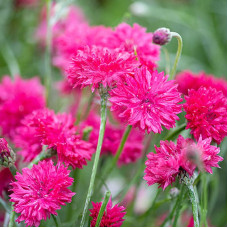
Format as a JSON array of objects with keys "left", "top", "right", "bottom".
[
  {"left": 67, "top": 45, "right": 138, "bottom": 91},
  {"left": 184, "top": 86, "right": 227, "bottom": 144},
  {"left": 111, "top": 23, "right": 160, "bottom": 69},
  {"left": 144, "top": 135, "right": 223, "bottom": 190},
  {"left": 81, "top": 112, "right": 143, "bottom": 165},
  {"left": 89, "top": 198, "right": 126, "bottom": 227},
  {"left": 0, "top": 76, "right": 45, "bottom": 139},
  {"left": 176, "top": 70, "right": 227, "bottom": 96},
  {"left": 10, "top": 160, "right": 75, "bottom": 227},
  {"left": 14, "top": 108, "right": 94, "bottom": 168},
  {"left": 109, "top": 66, "right": 182, "bottom": 134}
]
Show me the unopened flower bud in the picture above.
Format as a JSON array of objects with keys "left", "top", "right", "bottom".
[
  {"left": 153, "top": 28, "right": 172, "bottom": 46},
  {"left": 169, "top": 187, "right": 180, "bottom": 198},
  {"left": 0, "top": 138, "right": 16, "bottom": 167}
]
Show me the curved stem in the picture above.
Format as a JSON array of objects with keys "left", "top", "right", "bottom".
[
  {"left": 51, "top": 214, "right": 60, "bottom": 227},
  {"left": 9, "top": 164, "right": 17, "bottom": 177},
  {"left": 186, "top": 184, "right": 199, "bottom": 227},
  {"left": 45, "top": 0, "right": 53, "bottom": 105},
  {"left": 162, "top": 47, "right": 171, "bottom": 75},
  {"left": 80, "top": 92, "right": 108, "bottom": 227},
  {"left": 170, "top": 32, "right": 183, "bottom": 80},
  {"left": 95, "top": 191, "right": 111, "bottom": 227}
]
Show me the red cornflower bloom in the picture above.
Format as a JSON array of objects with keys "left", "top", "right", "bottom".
[
  {"left": 144, "top": 135, "right": 223, "bottom": 190},
  {"left": 89, "top": 198, "right": 126, "bottom": 227},
  {"left": 111, "top": 23, "right": 160, "bottom": 69},
  {"left": 176, "top": 70, "right": 227, "bottom": 96},
  {"left": 0, "top": 76, "right": 45, "bottom": 139},
  {"left": 10, "top": 160, "right": 75, "bottom": 227},
  {"left": 184, "top": 86, "right": 227, "bottom": 144},
  {"left": 67, "top": 45, "right": 138, "bottom": 91},
  {"left": 109, "top": 66, "right": 182, "bottom": 134}
]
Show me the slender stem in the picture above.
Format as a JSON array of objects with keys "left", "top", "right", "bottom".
[
  {"left": 51, "top": 214, "right": 60, "bottom": 227},
  {"left": 170, "top": 32, "right": 183, "bottom": 80},
  {"left": 0, "top": 198, "right": 11, "bottom": 213},
  {"left": 102, "top": 125, "right": 132, "bottom": 183},
  {"left": 95, "top": 191, "right": 111, "bottom": 227},
  {"left": 3, "top": 212, "right": 10, "bottom": 227},
  {"left": 8, "top": 164, "right": 17, "bottom": 177},
  {"left": 200, "top": 173, "right": 208, "bottom": 226},
  {"left": 165, "top": 123, "right": 186, "bottom": 141},
  {"left": 80, "top": 92, "right": 108, "bottom": 227},
  {"left": 8, "top": 205, "right": 15, "bottom": 227},
  {"left": 162, "top": 47, "right": 170, "bottom": 75},
  {"left": 186, "top": 184, "right": 199, "bottom": 227},
  {"left": 27, "top": 146, "right": 55, "bottom": 169},
  {"left": 173, "top": 185, "right": 185, "bottom": 226},
  {"left": 45, "top": 0, "right": 53, "bottom": 105}
]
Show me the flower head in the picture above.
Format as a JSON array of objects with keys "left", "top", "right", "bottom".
[
  {"left": 67, "top": 45, "right": 138, "bottom": 91},
  {"left": 152, "top": 28, "right": 172, "bottom": 45},
  {"left": 184, "top": 86, "right": 227, "bottom": 144},
  {"left": 10, "top": 160, "right": 75, "bottom": 227},
  {"left": 0, "top": 76, "right": 45, "bottom": 139},
  {"left": 109, "top": 66, "right": 182, "bottom": 134},
  {"left": 89, "top": 198, "right": 126, "bottom": 227},
  {"left": 144, "top": 135, "right": 223, "bottom": 190},
  {"left": 0, "top": 138, "right": 16, "bottom": 167},
  {"left": 176, "top": 70, "right": 227, "bottom": 96}
]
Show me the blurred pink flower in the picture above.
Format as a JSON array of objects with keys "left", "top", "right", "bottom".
[
  {"left": 109, "top": 66, "right": 182, "bottom": 134},
  {"left": 0, "top": 168, "right": 14, "bottom": 197},
  {"left": 0, "top": 76, "right": 45, "bottom": 139},
  {"left": 176, "top": 70, "right": 227, "bottom": 96},
  {"left": 184, "top": 86, "right": 227, "bottom": 144},
  {"left": 10, "top": 160, "right": 75, "bottom": 227},
  {"left": 89, "top": 198, "right": 126, "bottom": 227}
]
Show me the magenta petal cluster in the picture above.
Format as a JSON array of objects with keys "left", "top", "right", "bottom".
[
  {"left": 0, "top": 76, "right": 45, "bottom": 139},
  {"left": 89, "top": 198, "right": 126, "bottom": 227},
  {"left": 14, "top": 108, "right": 94, "bottom": 168},
  {"left": 109, "top": 66, "right": 182, "bottom": 134},
  {"left": 184, "top": 86, "right": 227, "bottom": 144},
  {"left": 10, "top": 160, "right": 75, "bottom": 227},
  {"left": 176, "top": 70, "right": 227, "bottom": 96},
  {"left": 67, "top": 45, "right": 138, "bottom": 91},
  {"left": 144, "top": 135, "right": 223, "bottom": 190}
]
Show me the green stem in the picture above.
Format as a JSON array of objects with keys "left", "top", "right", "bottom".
[
  {"left": 8, "top": 205, "right": 15, "bottom": 227},
  {"left": 95, "top": 191, "right": 111, "bottom": 227},
  {"left": 27, "top": 146, "right": 55, "bottom": 169},
  {"left": 173, "top": 185, "right": 185, "bottom": 226},
  {"left": 0, "top": 198, "right": 11, "bottom": 213},
  {"left": 200, "top": 173, "right": 208, "bottom": 226},
  {"left": 8, "top": 164, "right": 17, "bottom": 177},
  {"left": 162, "top": 47, "right": 171, "bottom": 75},
  {"left": 170, "top": 32, "right": 183, "bottom": 80},
  {"left": 51, "top": 214, "right": 60, "bottom": 227},
  {"left": 80, "top": 91, "right": 108, "bottom": 227},
  {"left": 165, "top": 123, "right": 186, "bottom": 141},
  {"left": 45, "top": 0, "right": 52, "bottom": 105},
  {"left": 186, "top": 184, "right": 199, "bottom": 227}
]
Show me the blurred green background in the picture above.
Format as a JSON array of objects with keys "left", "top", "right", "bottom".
[{"left": 0, "top": 0, "right": 226, "bottom": 227}]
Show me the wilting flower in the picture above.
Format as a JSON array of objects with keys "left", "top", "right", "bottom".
[
  {"left": 144, "top": 135, "right": 223, "bottom": 190},
  {"left": 81, "top": 112, "right": 143, "bottom": 165},
  {"left": 67, "top": 45, "right": 138, "bottom": 91},
  {"left": 184, "top": 86, "right": 227, "bottom": 144},
  {"left": 109, "top": 66, "right": 182, "bottom": 134},
  {"left": 176, "top": 70, "right": 227, "bottom": 96},
  {"left": 89, "top": 198, "right": 126, "bottom": 227},
  {"left": 10, "top": 160, "right": 75, "bottom": 227},
  {"left": 0, "top": 76, "right": 45, "bottom": 139},
  {"left": 111, "top": 23, "right": 160, "bottom": 69}
]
